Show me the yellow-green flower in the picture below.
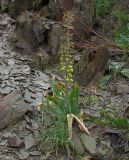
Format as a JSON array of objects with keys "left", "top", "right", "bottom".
[{"left": 59, "top": 11, "right": 74, "bottom": 83}]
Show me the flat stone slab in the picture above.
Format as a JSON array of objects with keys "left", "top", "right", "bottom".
[
  {"left": 116, "top": 84, "right": 129, "bottom": 94},
  {"left": 80, "top": 134, "right": 97, "bottom": 155},
  {"left": 0, "top": 90, "right": 30, "bottom": 130}
]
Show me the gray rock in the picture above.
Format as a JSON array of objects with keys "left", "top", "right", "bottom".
[
  {"left": 0, "top": 87, "right": 13, "bottom": 94},
  {"left": 37, "top": 81, "right": 50, "bottom": 90},
  {"left": 19, "top": 150, "right": 29, "bottom": 160},
  {"left": 3, "top": 131, "right": 15, "bottom": 139},
  {"left": 7, "top": 59, "right": 15, "bottom": 66},
  {"left": 71, "top": 134, "right": 84, "bottom": 155},
  {"left": 48, "top": 24, "right": 62, "bottom": 55},
  {"left": 97, "top": 146, "right": 107, "bottom": 156},
  {"left": 0, "top": 139, "right": 8, "bottom": 146},
  {"left": 2, "top": 75, "right": 9, "bottom": 80},
  {"left": 123, "top": 94, "right": 129, "bottom": 103},
  {"left": 116, "top": 84, "right": 129, "bottom": 94},
  {"left": 25, "top": 135, "right": 35, "bottom": 150},
  {"left": 8, "top": 136, "right": 24, "bottom": 148},
  {"left": 80, "top": 134, "right": 97, "bottom": 155},
  {"left": 0, "top": 90, "right": 30, "bottom": 130},
  {"left": 38, "top": 72, "right": 49, "bottom": 82},
  {"left": 24, "top": 90, "right": 32, "bottom": 103},
  {"left": 22, "top": 65, "right": 30, "bottom": 75},
  {"left": 29, "top": 156, "right": 41, "bottom": 160},
  {"left": 0, "top": 66, "right": 10, "bottom": 74},
  {"left": 30, "top": 151, "right": 41, "bottom": 156},
  {"left": 31, "top": 120, "right": 39, "bottom": 130},
  {"left": 1, "top": 82, "right": 6, "bottom": 88}
]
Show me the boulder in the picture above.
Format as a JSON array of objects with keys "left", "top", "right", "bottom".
[{"left": 0, "top": 90, "right": 30, "bottom": 130}]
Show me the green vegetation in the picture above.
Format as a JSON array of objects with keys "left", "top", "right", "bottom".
[
  {"left": 99, "top": 74, "right": 112, "bottom": 89},
  {"left": 112, "top": 10, "right": 129, "bottom": 26},
  {"left": 42, "top": 11, "right": 80, "bottom": 148},
  {"left": 121, "top": 69, "right": 129, "bottom": 78},
  {"left": 109, "top": 62, "right": 124, "bottom": 77},
  {"left": 96, "top": 0, "right": 129, "bottom": 50},
  {"left": 114, "top": 10, "right": 129, "bottom": 50},
  {"left": 42, "top": 82, "right": 79, "bottom": 147},
  {"left": 99, "top": 62, "right": 129, "bottom": 89},
  {"left": 86, "top": 111, "right": 129, "bottom": 130},
  {"left": 41, "top": 1, "right": 129, "bottom": 152},
  {"left": 96, "top": 0, "right": 129, "bottom": 90},
  {"left": 109, "top": 62, "right": 129, "bottom": 78},
  {"left": 96, "top": 0, "right": 117, "bottom": 17},
  {"left": 115, "top": 26, "right": 129, "bottom": 50}
]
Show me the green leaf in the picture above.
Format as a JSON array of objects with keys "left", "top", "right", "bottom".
[
  {"left": 68, "top": 84, "right": 79, "bottom": 115},
  {"left": 121, "top": 69, "right": 129, "bottom": 78}
]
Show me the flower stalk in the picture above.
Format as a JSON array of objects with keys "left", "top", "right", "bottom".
[{"left": 59, "top": 11, "right": 74, "bottom": 113}]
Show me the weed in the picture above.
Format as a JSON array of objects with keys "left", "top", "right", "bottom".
[
  {"left": 112, "top": 9, "right": 129, "bottom": 50},
  {"left": 99, "top": 74, "right": 112, "bottom": 89},
  {"left": 121, "top": 69, "right": 129, "bottom": 78},
  {"left": 41, "top": 11, "right": 80, "bottom": 148},
  {"left": 99, "top": 61, "right": 129, "bottom": 89},
  {"left": 115, "top": 26, "right": 129, "bottom": 50},
  {"left": 101, "top": 111, "right": 129, "bottom": 130},
  {"left": 86, "top": 111, "right": 129, "bottom": 130},
  {"left": 109, "top": 62, "right": 124, "bottom": 77},
  {"left": 112, "top": 10, "right": 129, "bottom": 26},
  {"left": 42, "top": 82, "right": 79, "bottom": 147},
  {"left": 42, "top": 109, "right": 68, "bottom": 147},
  {"left": 96, "top": 0, "right": 117, "bottom": 17},
  {"left": 96, "top": 0, "right": 129, "bottom": 50},
  {"left": 109, "top": 62, "right": 129, "bottom": 79}
]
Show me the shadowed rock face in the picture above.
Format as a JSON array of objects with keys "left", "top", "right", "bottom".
[
  {"left": 49, "top": 0, "right": 75, "bottom": 21},
  {"left": 9, "top": 0, "right": 95, "bottom": 60},
  {"left": 74, "top": 47, "right": 110, "bottom": 87},
  {"left": 8, "top": 0, "right": 50, "bottom": 16},
  {"left": 8, "top": 0, "right": 107, "bottom": 87},
  {"left": 9, "top": 0, "right": 30, "bottom": 16},
  {"left": 51, "top": 0, "right": 96, "bottom": 37}
]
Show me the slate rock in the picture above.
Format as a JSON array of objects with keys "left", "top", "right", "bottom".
[
  {"left": 48, "top": 24, "right": 62, "bottom": 55},
  {"left": 80, "top": 134, "right": 97, "bottom": 155},
  {"left": 30, "top": 151, "right": 41, "bottom": 156},
  {"left": 25, "top": 134, "right": 35, "bottom": 150},
  {"left": 0, "top": 66, "right": 10, "bottom": 74},
  {"left": 3, "top": 131, "right": 15, "bottom": 139},
  {"left": 0, "top": 87, "right": 13, "bottom": 94},
  {"left": 29, "top": 156, "right": 41, "bottom": 160},
  {"left": 97, "top": 146, "right": 107, "bottom": 156},
  {"left": 116, "top": 84, "right": 129, "bottom": 94},
  {"left": 19, "top": 149, "right": 29, "bottom": 160},
  {"left": 8, "top": 136, "right": 24, "bottom": 148},
  {"left": 31, "top": 119, "right": 39, "bottom": 130},
  {"left": 0, "top": 90, "right": 30, "bottom": 130},
  {"left": 71, "top": 134, "right": 84, "bottom": 155},
  {"left": 123, "top": 94, "right": 129, "bottom": 103},
  {"left": 24, "top": 90, "right": 32, "bottom": 103},
  {"left": 0, "top": 139, "right": 8, "bottom": 146}
]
